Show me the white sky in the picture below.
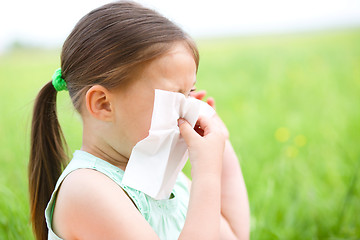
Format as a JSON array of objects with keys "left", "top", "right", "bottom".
[{"left": 1, "top": 0, "right": 360, "bottom": 51}]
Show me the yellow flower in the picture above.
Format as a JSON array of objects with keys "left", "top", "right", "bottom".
[
  {"left": 294, "top": 135, "right": 307, "bottom": 147},
  {"left": 275, "top": 127, "right": 290, "bottom": 142}
]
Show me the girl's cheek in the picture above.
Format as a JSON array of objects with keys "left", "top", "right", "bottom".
[{"left": 133, "top": 110, "right": 153, "bottom": 143}]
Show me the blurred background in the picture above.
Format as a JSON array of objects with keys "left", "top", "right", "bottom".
[{"left": 0, "top": 0, "right": 359, "bottom": 239}]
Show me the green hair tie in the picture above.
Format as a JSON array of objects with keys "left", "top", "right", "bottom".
[{"left": 52, "top": 68, "right": 68, "bottom": 92}]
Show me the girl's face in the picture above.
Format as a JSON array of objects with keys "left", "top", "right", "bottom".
[{"left": 111, "top": 42, "right": 197, "bottom": 158}]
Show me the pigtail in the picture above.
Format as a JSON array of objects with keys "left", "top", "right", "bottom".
[{"left": 29, "top": 81, "right": 68, "bottom": 240}]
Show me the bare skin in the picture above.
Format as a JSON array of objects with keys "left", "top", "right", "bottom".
[
  {"left": 191, "top": 91, "right": 250, "bottom": 239},
  {"left": 52, "top": 42, "right": 250, "bottom": 239}
]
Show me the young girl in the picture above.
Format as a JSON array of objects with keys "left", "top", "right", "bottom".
[{"left": 29, "top": 1, "right": 250, "bottom": 239}]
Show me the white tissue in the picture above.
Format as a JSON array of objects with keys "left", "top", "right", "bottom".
[{"left": 122, "top": 89, "right": 216, "bottom": 200}]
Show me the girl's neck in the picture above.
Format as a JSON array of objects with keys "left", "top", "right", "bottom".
[
  {"left": 81, "top": 144, "right": 129, "bottom": 171},
  {"left": 81, "top": 115, "right": 132, "bottom": 171}
]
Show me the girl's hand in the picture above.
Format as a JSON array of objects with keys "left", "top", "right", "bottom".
[
  {"left": 190, "top": 90, "right": 229, "bottom": 139},
  {"left": 178, "top": 116, "right": 226, "bottom": 177}
]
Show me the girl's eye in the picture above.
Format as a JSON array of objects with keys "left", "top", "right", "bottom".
[{"left": 188, "top": 88, "right": 196, "bottom": 96}]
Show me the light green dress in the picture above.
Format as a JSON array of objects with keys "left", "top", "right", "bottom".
[{"left": 45, "top": 150, "right": 190, "bottom": 240}]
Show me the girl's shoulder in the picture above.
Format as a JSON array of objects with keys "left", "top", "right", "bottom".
[
  {"left": 52, "top": 168, "right": 159, "bottom": 239},
  {"left": 46, "top": 151, "right": 190, "bottom": 239}
]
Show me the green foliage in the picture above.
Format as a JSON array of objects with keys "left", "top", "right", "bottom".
[{"left": 1, "top": 29, "right": 359, "bottom": 239}]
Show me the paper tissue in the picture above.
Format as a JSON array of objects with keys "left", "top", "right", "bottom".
[{"left": 122, "top": 89, "right": 215, "bottom": 199}]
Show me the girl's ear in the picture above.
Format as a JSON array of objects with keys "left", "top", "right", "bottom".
[{"left": 85, "top": 85, "right": 114, "bottom": 121}]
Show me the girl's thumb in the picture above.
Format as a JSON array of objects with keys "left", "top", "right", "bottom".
[{"left": 178, "top": 118, "right": 198, "bottom": 146}]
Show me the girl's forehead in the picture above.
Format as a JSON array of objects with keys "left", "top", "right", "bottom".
[
  {"left": 152, "top": 44, "right": 196, "bottom": 74},
  {"left": 147, "top": 46, "right": 196, "bottom": 88}
]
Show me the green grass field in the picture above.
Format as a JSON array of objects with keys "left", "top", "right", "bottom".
[{"left": 0, "top": 28, "right": 359, "bottom": 239}]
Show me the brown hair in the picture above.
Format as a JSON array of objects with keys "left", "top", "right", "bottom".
[{"left": 28, "top": 1, "right": 199, "bottom": 239}]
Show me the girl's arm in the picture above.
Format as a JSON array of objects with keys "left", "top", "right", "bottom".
[
  {"left": 177, "top": 116, "right": 225, "bottom": 240},
  {"left": 190, "top": 91, "right": 250, "bottom": 239},
  {"left": 221, "top": 140, "right": 250, "bottom": 239},
  {"left": 183, "top": 140, "right": 250, "bottom": 240},
  {"left": 209, "top": 112, "right": 250, "bottom": 240}
]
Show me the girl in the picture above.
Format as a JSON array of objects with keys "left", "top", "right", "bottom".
[{"left": 29, "top": 1, "right": 250, "bottom": 239}]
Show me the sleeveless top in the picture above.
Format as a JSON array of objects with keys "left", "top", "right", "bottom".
[{"left": 45, "top": 150, "right": 190, "bottom": 240}]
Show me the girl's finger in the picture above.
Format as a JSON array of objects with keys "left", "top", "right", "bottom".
[
  {"left": 206, "top": 97, "right": 216, "bottom": 109},
  {"left": 178, "top": 118, "right": 200, "bottom": 146},
  {"left": 190, "top": 90, "right": 206, "bottom": 100}
]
